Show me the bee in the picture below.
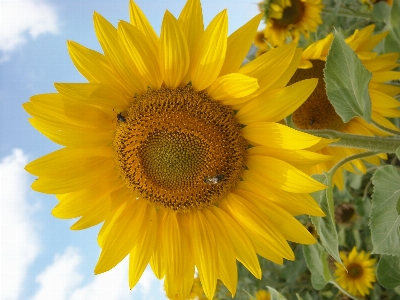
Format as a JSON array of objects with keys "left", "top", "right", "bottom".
[
  {"left": 204, "top": 174, "right": 224, "bottom": 185},
  {"left": 113, "top": 109, "right": 126, "bottom": 123}
]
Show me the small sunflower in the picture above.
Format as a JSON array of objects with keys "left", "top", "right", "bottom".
[
  {"left": 24, "top": 0, "right": 330, "bottom": 298},
  {"left": 259, "top": 0, "right": 324, "bottom": 47},
  {"left": 256, "top": 289, "right": 271, "bottom": 300},
  {"left": 334, "top": 247, "right": 377, "bottom": 297},
  {"left": 290, "top": 24, "right": 400, "bottom": 189}
]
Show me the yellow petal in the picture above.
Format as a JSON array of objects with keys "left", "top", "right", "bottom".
[
  {"left": 118, "top": 20, "right": 162, "bottom": 89},
  {"left": 241, "top": 122, "right": 326, "bottom": 149},
  {"left": 206, "top": 73, "right": 258, "bottom": 101},
  {"left": 160, "top": 11, "right": 190, "bottom": 88},
  {"left": 239, "top": 43, "right": 297, "bottom": 91},
  {"left": 178, "top": 0, "right": 203, "bottom": 85},
  {"left": 190, "top": 10, "right": 227, "bottom": 91},
  {"left": 222, "top": 193, "right": 294, "bottom": 261},
  {"left": 129, "top": 203, "right": 157, "bottom": 289},
  {"left": 246, "top": 155, "right": 326, "bottom": 193},
  {"left": 129, "top": 0, "right": 159, "bottom": 53},
  {"left": 247, "top": 146, "right": 332, "bottom": 168},
  {"left": 54, "top": 83, "right": 129, "bottom": 110},
  {"left": 210, "top": 206, "right": 261, "bottom": 279},
  {"left": 29, "top": 118, "right": 114, "bottom": 148},
  {"left": 31, "top": 158, "right": 116, "bottom": 194},
  {"left": 26, "top": 146, "right": 113, "bottom": 177},
  {"left": 150, "top": 210, "right": 167, "bottom": 279},
  {"left": 203, "top": 209, "right": 237, "bottom": 296},
  {"left": 94, "top": 12, "right": 146, "bottom": 94},
  {"left": 95, "top": 199, "right": 147, "bottom": 274},
  {"left": 371, "top": 71, "right": 400, "bottom": 83},
  {"left": 25, "top": 94, "right": 114, "bottom": 129},
  {"left": 234, "top": 189, "right": 316, "bottom": 244},
  {"left": 67, "top": 41, "right": 127, "bottom": 93},
  {"left": 219, "top": 13, "right": 263, "bottom": 76},
  {"left": 236, "top": 79, "right": 317, "bottom": 124},
  {"left": 189, "top": 211, "right": 218, "bottom": 300},
  {"left": 238, "top": 177, "right": 325, "bottom": 216}
]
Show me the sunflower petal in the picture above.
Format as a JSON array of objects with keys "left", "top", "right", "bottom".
[
  {"left": 190, "top": 10, "right": 227, "bottom": 90},
  {"left": 95, "top": 199, "right": 147, "bottom": 274},
  {"left": 236, "top": 79, "right": 317, "bottom": 124},
  {"left": 219, "top": 13, "right": 263, "bottom": 76},
  {"left": 160, "top": 11, "right": 190, "bottom": 88},
  {"left": 246, "top": 155, "right": 326, "bottom": 193},
  {"left": 241, "top": 122, "right": 327, "bottom": 149},
  {"left": 129, "top": 203, "right": 157, "bottom": 288},
  {"left": 189, "top": 211, "right": 218, "bottom": 300},
  {"left": 206, "top": 73, "right": 258, "bottom": 101}
]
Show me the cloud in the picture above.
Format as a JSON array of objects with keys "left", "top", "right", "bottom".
[
  {"left": 31, "top": 249, "right": 165, "bottom": 300},
  {"left": 0, "top": 149, "right": 40, "bottom": 300},
  {"left": 0, "top": 0, "right": 59, "bottom": 62}
]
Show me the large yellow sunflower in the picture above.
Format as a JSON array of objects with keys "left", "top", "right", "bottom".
[
  {"left": 334, "top": 247, "right": 377, "bottom": 297},
  {"left": 24, "top": 0, "right": 330, "bottom": 298},
  {"left": 289, "top": 24, "right": 400, "bottom": 189},
  {"left": 259, "top": 0, "right": 324, "bottom": 47}
]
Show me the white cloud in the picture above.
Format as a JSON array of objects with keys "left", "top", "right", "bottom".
[
  {"left": 31, "top": 249, "right": 166, "bottom": 300},
  {"left": 31, "top": 247, "right": 83, "bottom": 300},
  {"left": 0, "top": 0, "right": 59, "bottom": 62},
  {"left": 0, "top": 149, "right": 40, "bottom": 300}
]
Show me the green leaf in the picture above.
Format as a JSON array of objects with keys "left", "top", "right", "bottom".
[
  {"left": 384, "top": 0, "right": 400, "bottom": 53},
  {"left": 370, "top": 165, "right": 400, "bottom": 256},
  {"left": 372, "top": 1, "right": 391, "bottom": 22},
  {"left": 267, "top": 286, "right": 288, "bottom": 300},
  {"left": 324, "top": 29, "right": 372, "bottom": 123},
  {"left": 396, "top": 146, "right": 400, "bottom": 160},
  {"left": 303, "top": 243, "right": 332, "bottom": 290},
  {"left": 377, "top": 255, "right": 400, "bottom": 289},
  {"left": 397, "top": 198, "right": 400, "bottom": 215},
  {"left": 310, "top": 174, "right": 341, "bottom": 264}
]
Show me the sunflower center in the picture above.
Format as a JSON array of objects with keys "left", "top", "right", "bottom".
[
  {"left": 273, "top": 0, "right": 305, "bottom": 29},
  {"left": 347, "top": 263, "right": 364, "bottom": 279},
  {"left": 113, "top": 86, "right": 247, "bottom": 213},
  {"left": 290, "top": 60, "right": 345, "bottom": 130}
]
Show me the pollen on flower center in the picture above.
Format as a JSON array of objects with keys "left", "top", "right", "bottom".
[
  {"left": 290, "top": 60, "right": 345, "bottom": 130},
  {"left": 113, "top": 86, "right": 247, "bottom": 213},
  {"left": 273, "top": 0, "right": 305, "bottom": 28},
  {"left": 347, "top": 263, "right": 364, "bottom": 279}
]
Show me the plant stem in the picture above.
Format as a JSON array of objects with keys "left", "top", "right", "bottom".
[
  {"left": 322, "top": 7, "right": 375, "bottom": 21},
  {"left": 303, "top": 130, "right": 400, "bottom": 153}
]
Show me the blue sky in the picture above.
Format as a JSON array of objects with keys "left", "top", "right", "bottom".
[{"left": 0, "top": 0, "right": 260, "bottom": 299}]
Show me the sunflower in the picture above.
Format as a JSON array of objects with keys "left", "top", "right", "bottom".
[
  {"left": 258, "top": 0, "right": 324, "bottom": 47},
  {"left": 289, "top": 24, "right": 400, "bottom": 189},
  {"left": 334, "top": 247, "right": 377, "bottom": 297},
  {"left": 256, "top": 289, "right": 271, "bottom": 300},
  {"left": 24, "top": 0, "right": 330, "bottom": 298}
]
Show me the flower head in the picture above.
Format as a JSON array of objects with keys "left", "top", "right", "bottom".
[
  {"left": 290, "top": 24, "right": 400, "bottom": 189},
  {"left": 24, "top": 0, "right": 329, "bottom": 298},
  {"left": 256, "top": 289, "right": 271, "bottom": 300},
  {"left": 334, "top": 247, "right": 377, "bottom": 296},
  {"left": 259, "top": 0, "right": 324, "bottom": 46}
]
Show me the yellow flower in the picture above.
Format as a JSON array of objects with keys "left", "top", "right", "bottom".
[
  {"left": 256, "top": 289, "right": 271, "bottom": 300},
  {"left": 334, "top": 247, "right": 377, "bottom": 297},
  {"left": 259, "top": 0, "right": 324, "bottom": 46},
  {"left": 24, "top": 0, "right": 329, "bottom": 298},
  {"left": 290, "top": 24, "right": 400, "bottom": 189}
]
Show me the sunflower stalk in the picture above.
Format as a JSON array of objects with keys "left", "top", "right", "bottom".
[
  {"left": 302, "top": 129, "right": 400, "bottom": 153},
  {"left": 321, "top": 7, "right": 376, "bottom": 21}
]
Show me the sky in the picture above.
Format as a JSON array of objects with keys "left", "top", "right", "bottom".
[{"left": 0, "top": 0, "right": 260, "bottom": 299}]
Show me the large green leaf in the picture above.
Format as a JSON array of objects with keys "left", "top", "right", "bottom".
[
  {"left": 384, "top": 0, "right": 400, "bottom": 53},
  {"left": 370, "top": 165, "right": 400, "bottom": 256},
  {"left": 324, "top": 29, "right": 372, "bottom": 123},
  {"left": 303, "top": 243, "right": 332, "bottom": 290},
  {"left": 310, "top": 174, "right": 341, "bottom": 264},
  {"left": 377, "top": 255, "right": 400, "bottom": 289}
]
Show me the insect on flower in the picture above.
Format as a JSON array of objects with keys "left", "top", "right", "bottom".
[
  {"left": 113, "top": 109, "right": 126, "bottom": 123},
  {"left": 204, "top": 174, "right": 224, "bottom": 185}
]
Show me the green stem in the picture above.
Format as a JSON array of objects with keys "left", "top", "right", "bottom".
[
  {"left": 322, "top": 7, "right": 375, "bottom": 21},
  {"left": 329, "top": 151, "right": 380, "bottom": 176},
  {"left": 302, "top": 129, "right": 400, "bottom": 153},
  {"left": 372, "top": 120, "right": 400, "bottom": 136}
]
